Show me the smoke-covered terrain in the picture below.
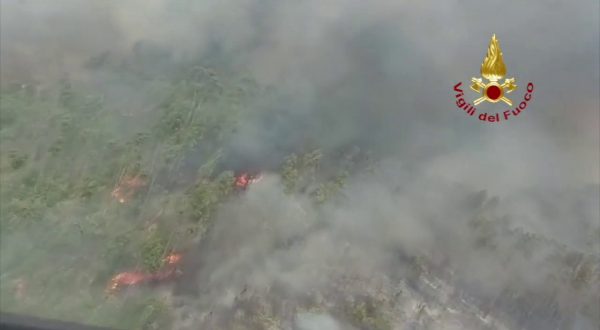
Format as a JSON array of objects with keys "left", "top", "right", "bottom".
[{"left": 1, "top": 1, "right": 599, "bottom": 329}]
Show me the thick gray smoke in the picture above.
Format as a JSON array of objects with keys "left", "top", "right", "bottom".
[{"left": 2, "top": 0, "right": 598, "bottom": 329}]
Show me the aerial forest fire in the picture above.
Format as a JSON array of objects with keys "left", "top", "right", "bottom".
[
  {"left": 107, "top": 253, "right": 182, "bottom": 294},
  {"left": 105, "top": 171, "right": 260, "bottom": 294}
]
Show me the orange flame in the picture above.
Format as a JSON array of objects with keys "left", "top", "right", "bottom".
[
  {"left": 106, "top": 253, "right": 183, "bottom": 294},
  {"left": 107, "top": 271, "right": 149, "bottom": 293},
  {"left": 111, "top": 174, "right": 147, "bottom": 204},
  {"left": 235, "top": 172, "right": 262, "bottom": 190},
  {"left": 164, "top": 253, "right": 182, "bottom": 265}
]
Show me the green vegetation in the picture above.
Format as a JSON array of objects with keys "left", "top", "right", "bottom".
[
  {"left": 135, "top": 298, "right": 171, "bottom": 330},
  {"left": 0, "top": 66, "right": 253, "bottom": 328},
  {"left": 140, "top": 231, "right": 170, "bottom": 273},
  {"left": 186, "top": 171, "right": 235, "bottom": 226},
  {"left": 281, "top": 149, "right": 351, "bottom": 204},
  {"left": 281, "top": 150, "right": 322, "bottom": 193},
  {"left": 0, "top": 61, "right": 355, "bottom": 328},
  {"left": 2, "top": 68, "right": 597, "bottom": 330},
  {"left": 346, "top": 298, "right": 392, "bottom": 330}
]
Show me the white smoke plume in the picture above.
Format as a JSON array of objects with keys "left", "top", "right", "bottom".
[{"left": 1, "top": 0, "right": 598, "bottom": 329}]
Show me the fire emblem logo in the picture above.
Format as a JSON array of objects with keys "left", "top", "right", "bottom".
[
  {"left": 470, "top": 34, "right": 517, "bottom": 106},
  {"left": 452, "top": 34, "right": 535, "bottom": 123}
]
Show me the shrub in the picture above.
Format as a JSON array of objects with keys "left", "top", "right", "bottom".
[{"left": 140, "top": 232, "right": 169, "bottom": 272}]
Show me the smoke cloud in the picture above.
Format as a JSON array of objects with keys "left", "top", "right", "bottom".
[{"left": 1, "top": 0, "right": 598, "bottom": 329}]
